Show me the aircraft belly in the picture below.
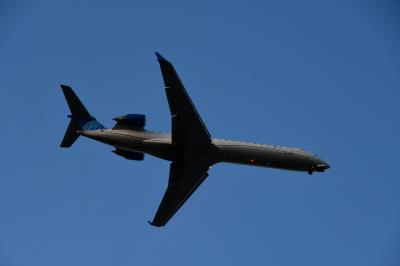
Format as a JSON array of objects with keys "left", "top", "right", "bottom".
[
  {"left": 115, "top": 137, "right": 175, "bottom": 161},
  {"left": 81, "top": 130, "right": 176, "bottom": 161},
  {"left": 216, "top": 143, "right": 312, "bottom": 171},
  {"left": 142, "top": 139, "right": 176, "bottom": 161}
]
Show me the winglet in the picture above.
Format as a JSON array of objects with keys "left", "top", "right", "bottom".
[{"left": 155, "top": 52, "right": 167, "bottom": 62}]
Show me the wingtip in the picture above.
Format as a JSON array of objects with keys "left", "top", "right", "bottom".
[
  {"left": 60, "top": 84, "right": 72, "bottom": 92},
  {"left": 155, "top": 52, "right": 167, "bottom": 62},
  {"left": 147, "top": 220, "right": 162, "bottom": 227}
]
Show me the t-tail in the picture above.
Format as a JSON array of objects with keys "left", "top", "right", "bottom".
[{"left": 60, "top": 85, "right": 105, "bottom": 148}]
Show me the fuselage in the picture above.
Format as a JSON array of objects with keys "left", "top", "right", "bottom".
[{"left": 81, "top": 128, "right": 330, "bottom": 174}]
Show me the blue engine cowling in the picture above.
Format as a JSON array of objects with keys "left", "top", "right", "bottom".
[{"left": 113, "top": 114, "right": 146, "bottom": 129}]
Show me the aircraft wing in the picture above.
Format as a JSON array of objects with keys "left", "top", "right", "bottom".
[
  {"left": 149, "top": 160, "right": 210, "bottom": 227},
  {"left": 155, "top": 52, "right": 212, "bottom": 147}
]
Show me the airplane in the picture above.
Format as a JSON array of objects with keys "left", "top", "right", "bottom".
[{"left": 60, "top": 52, "right": 330, "bottom": 227}]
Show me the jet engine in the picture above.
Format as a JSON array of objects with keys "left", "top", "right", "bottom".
[
  {"left": 113, "top": 114, "right": 146, "bottom": 129},
  {"left": 112, "top": 149, "right": 145, "bottom": 160}
]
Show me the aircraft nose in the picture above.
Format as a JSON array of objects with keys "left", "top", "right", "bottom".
[{"left": 314, "top": 160, "right": 330, "bottom": 172}]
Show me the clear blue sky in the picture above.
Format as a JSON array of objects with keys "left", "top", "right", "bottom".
[{"left": 1, "top": 0, "right": 399, "bottom": 265}]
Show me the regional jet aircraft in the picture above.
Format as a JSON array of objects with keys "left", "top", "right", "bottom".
[{"left": 60, "top": 52, "right": 330, "bottom": 227}]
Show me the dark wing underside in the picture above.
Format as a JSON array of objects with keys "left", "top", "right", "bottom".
[
  {"left": 149, "top": 160, "right": 210, "bottom": 227},
  {"left": 155, "top": 52, "right": 212, "bottom": 148},
  {"left": 149, "top": 53, "right": 213, "bottom": 227}
]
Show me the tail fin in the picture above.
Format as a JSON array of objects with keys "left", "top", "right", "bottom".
[{"left": 60, "top": 85, "right": 105, "bottom": 148}]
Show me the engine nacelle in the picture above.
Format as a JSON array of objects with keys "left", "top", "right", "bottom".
[
  {"left": 113, "top": 114, "right": 146, "bottom": 129},
  {"left": 112, "top": 149, "right": 145, "bottom": 160}
]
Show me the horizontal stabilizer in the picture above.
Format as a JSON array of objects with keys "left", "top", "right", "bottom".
[
  {"left": 60, "top": 120, "right": 80, "bottom": 148},
  {"left": 60, "top": 84, "right": 105, "bottom": 148},
  {"left": 61, "top": 84, "right": 91, "bottom": 118}
]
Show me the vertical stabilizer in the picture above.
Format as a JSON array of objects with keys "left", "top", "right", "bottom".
[{"left": 60, "top": 84, "right": 104, "bottom": 148}]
